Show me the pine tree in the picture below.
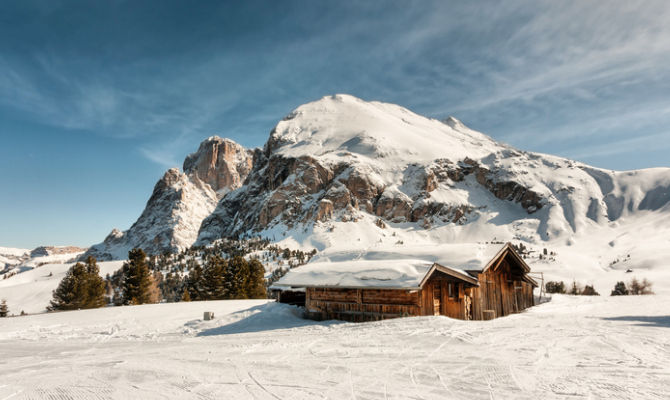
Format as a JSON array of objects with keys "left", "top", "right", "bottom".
[
  {"left": 545, "top": 281, "right": 566, "bottom": 294},
  {"left": 82, "top": 256, "right": 107, "bottom": 308},
  {"left": 202, "top": 256, "right": 227, "bottom": 299},
  {"left": 48, "top": 257, "right": 107, "bottom": 311},
  {"left": 611, "top": 281, "right": 628, "bottom": 296},
  {"left": 246, "top": 259, "right": 267, "bottom": 298},
  {"left": 181, "top": 287, "right": 191, "bottom": 302},
  {"left": 226, "top": 256, "right": 250, "bottom": 299},
  {"left": 568, "top": 280, "right": 582, "bottom": 295},
  {"left": 581, "top": 285, "right": 599, "bottom": 296},
  {"left": 0, "top": 299, "right": 8, "bottom": 317},
  {"left": 185, "top": 263, "right": 205, "bottom": 300},
  {"left": 122, "top": 248, "right": 159, "bottom": 305},
  {"left": 48, "top": 262, "right": 87, "bottom": 310}
]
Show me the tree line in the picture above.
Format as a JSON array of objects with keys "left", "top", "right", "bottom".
[
  {"left": 47, "top": 247, "right": 268, "bottom": 312},
  {"left": 545, "top": 277, "right": 654, "bottom": 296}
]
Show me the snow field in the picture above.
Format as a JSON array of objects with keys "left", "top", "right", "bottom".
[
  {"left": 1, "top": 295, "right": 669, "bottom": 399},
  {"left": 0, "top": 261, "right": 124, "bottom": 314}
]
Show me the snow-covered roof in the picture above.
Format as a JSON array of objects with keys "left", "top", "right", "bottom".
[
  {"left": 274, "top": 243, "right": 528, "bottom": 289},
  {"left": 275, "top": 259, "right": 435, "bottom": 289},
  {"left": 274, "top": 259, "right": 482, "bottom": 290}
]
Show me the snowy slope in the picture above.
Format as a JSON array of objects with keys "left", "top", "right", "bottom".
[
  {"left": 270, "top": 94, "right": 496, "bottom": 164},
  {"left": 1, "top": 296, "right": 668, "bottom": 399},
  {"left": 0, "top": 260, "right": 124, "bottom": 314},
  {"left": 0, "top": 246, "right": 30, "bottom": 268}
]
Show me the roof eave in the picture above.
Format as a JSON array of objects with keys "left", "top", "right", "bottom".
[
  {"left": 272, "top": 283, "right": 422, "bottom": 291},
  {"left": 421, "top": 263, "right": 480, "bottom": 287}
]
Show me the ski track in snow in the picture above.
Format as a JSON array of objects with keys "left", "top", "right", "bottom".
[{"left": 1, "top": 296, "right": 669, "bottom": 399}]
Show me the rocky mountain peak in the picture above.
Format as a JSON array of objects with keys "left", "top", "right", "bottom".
[
  {"left": 84, "top": 136, "right": 255, "bottom": 260},
  {"left": 183, "top": 136, "right": 253, "bottom": 196}
]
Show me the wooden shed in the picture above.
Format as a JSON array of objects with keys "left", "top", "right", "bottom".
[{"left": 274, "top": 242, "right": 537, "bottom": 322}]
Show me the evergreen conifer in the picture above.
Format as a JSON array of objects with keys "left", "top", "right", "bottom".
[
  {"left": 246, "top": 259, "right": 267, "bottom": 298},
  {"left": 48, "top": 257, "right": 106, "bottom": 311},
  {"left": 611, "top": 281, "right": 629, "bottom": 296},
  {"left": 568, "top": 280, "right": 582, "bottom": 295},
  {"left": 48, "top": 262, "right": 87, "bottom": 310},
  {"left": 226, "top": 256, "right": 249, "bottom": 299},
  {"left": 186, "top": 263, "right": 205, "bottom": 300},
  {"left": 122, "top": 248, "right": 160, "bottom": 305},
  {"left": 545, "top": 281, "right": 566, "bottom": 294},
  {"left": 202, "top": 256, "right": 227, "bottom": 299},
  {"left": 581, "top": 285, "right": 599, "bottom": 296},
  {"left": 0, "top": 299, "right": 8, "bottom": 317},
  {"left": 82, "top": 256, "right": 107, "bottom": 308}
]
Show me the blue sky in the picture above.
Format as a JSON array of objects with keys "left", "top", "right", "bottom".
[{"left": 1, "top": 1, "right": 669, "bottom": 248}]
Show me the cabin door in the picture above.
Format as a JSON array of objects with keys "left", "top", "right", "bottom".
[{"left": 433, "top": 282, "right": 441, "bottom": 315}]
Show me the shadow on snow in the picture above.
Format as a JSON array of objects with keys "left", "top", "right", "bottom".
[
  {"left": 195, "top": 303, "right": 341, "bottom": 336},
  {"left": 602, "top": 315, "right": 670, "bottom": 328}
]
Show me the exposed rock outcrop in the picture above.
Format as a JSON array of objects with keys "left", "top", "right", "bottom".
[
  {"left": 84, "top": 137, "right": 254, "bottom": 260},
  {"left": 183, "top": 137, "right": 254, "bottom": 195}
]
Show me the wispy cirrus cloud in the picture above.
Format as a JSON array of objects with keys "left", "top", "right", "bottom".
[{"left": 1, "top": 1, "right": 669, "bottom": 170}]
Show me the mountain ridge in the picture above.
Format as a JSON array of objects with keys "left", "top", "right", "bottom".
[{"left": 83, "top": 94, "right": 670, "bottom": 260}]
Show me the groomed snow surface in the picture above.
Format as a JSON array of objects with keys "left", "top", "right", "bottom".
[{"left": 1, "top": 296, "right": 669, "bottom": 399}]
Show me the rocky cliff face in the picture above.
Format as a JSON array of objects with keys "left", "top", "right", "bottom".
[
  {"left": 183, "top": 137, "right": 254, "bottom": 195},
  {"left": 84, "top": 137, "right": 254, "bottom": 260}
]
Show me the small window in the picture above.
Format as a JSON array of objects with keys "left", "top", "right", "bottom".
[{"left": 448, "top": 283, "right": 454, "bottom": 298}]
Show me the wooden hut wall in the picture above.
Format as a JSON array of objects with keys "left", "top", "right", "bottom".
[
  {"left": 419, "top": 274, "right": 469, "bottom": 319},
  {"left": 305, "top": 287, "right": 422, "bottom": 322},
  {"left": 470, "top": 253, "right": 535, "bottom": 320},
  {"left": 303, "top": 249, "right": 535, "bottom": 322}
]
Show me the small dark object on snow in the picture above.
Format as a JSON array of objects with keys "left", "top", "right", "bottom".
[
  {"left": 625, "top": 269, "right": 633, "bottom": 273},
  {"left": 203, "top": 311, "right": 214, "bottom": 320}
]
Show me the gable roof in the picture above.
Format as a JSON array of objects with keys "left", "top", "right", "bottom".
[
  {"left": 480, "top": 242, "right": 529, "bottom": 273},
  {"left": 419, "top": 263, "right": 480, "bottom": 287},
  {"left": 477, "top": 243, "right": 538, "bottom": 287}
]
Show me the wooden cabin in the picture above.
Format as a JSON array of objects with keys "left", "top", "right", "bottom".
[{"left": 274, "top": 242, "right": 537, "bottom": 322}]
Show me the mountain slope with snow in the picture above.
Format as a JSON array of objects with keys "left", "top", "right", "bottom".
[
  {"left": 197, "top": 94, "right": 670, "bottom": 245},
  {"left": 1, "top": 246, "right": 86, "bottom": 278}
]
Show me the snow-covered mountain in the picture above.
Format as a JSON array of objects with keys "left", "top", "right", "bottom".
[
  {"left": 4, "top": 94, "right": 670, "bottom": 313},
  {"left": 197, "top": 94, "right": 670, "bottom": 244},
  {"left": 84, "top": 137, "right": 254, "bottom": 260},
  {"left": 84, "top": 94, "right": 670, "bottom": 270},
  {"left": 1, "top": 246, "right": 86, "bottom": 278}
]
